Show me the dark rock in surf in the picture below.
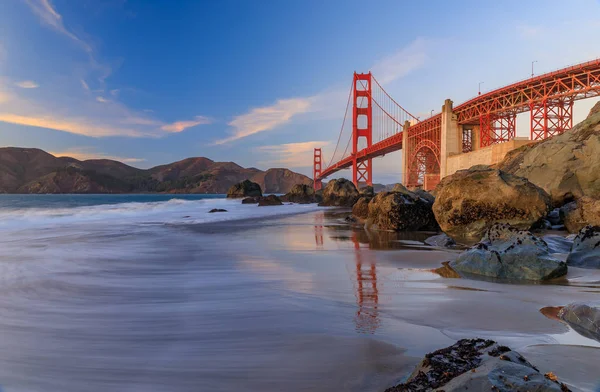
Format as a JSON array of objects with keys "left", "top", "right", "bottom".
[
  {"left": 226, "top": 180, "right": 262, "bottom": 198},
  {"left": 566, "top": 225, "right": 600, "bottom": 268},
  {"left": 257, "top": 194, "right": 283, "bottom": 206},
  {"left": 208, "top": 208, "right": 227, "bottom": 213}
]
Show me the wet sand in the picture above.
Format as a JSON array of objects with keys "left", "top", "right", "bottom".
[{"left": 0, "top": 208, "right": 598, "bottom": 391}]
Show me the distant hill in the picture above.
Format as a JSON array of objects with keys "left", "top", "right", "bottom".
[{"left": 0, "top": 147, "right": 312, "bottom": 194}]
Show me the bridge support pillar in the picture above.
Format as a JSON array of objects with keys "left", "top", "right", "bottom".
[
  {"left": 530, "top": 98, "right": 573, "bottom": 141},
  {"left": 480, "top": 112, "right": 516, "bottom": 147},
  {"left": 313, "top": 148, "right": 322, "bottom": 191},
  {"left": 352, "top": 72, "right": 373, "bottom": 189},
  {"left": 440, "top": 99, "right": 459, "bottom": 178},
  {"left": 401, "top": 120, "right": 410, "bottom": 185}
]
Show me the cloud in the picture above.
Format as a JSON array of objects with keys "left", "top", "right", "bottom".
[
  {"left": 0, "top": 113, "right": 143, "bottom": 137},
  {"left": 23, "top": 0, "right": 92, "bottom": 53},
  {"left": 15, "top": 80, "right": 39, "bottom": 89},
  {"left": 50, "top": 147, "right": 145, "bottom": 164},
  {"left": 257, "top": 140, "right": 331, "bottom": 168},
  {"left": 371, "top": 38, "right": 429, "bottom": 84},
  {"left": 96, "top": 96, "right": 109, "bottom": 103},
  {"left": 214, "top": 98, "right": 312, "bottom": 145},
  {"left": 80, "top": 79, "right": 90, "bottom": 91},
  {"left": 161, "top": 116, "right": 212, "bottom": 133},
  {"left": 110, "top": 89, "right": 120, "bottom": 96}
]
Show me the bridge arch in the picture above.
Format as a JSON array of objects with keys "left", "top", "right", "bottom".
[{"left": 406, "top": 140, "right": 440, "bottom": 190}]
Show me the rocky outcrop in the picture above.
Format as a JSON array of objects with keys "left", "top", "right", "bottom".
[
  {"left": 559, "top": 302, "right": 600, "bottom": 342},
  {"left": 433, "top": 166, "right": 551, "bottom": 239},
  {"left": 385, "top": 339, "right": 570, "bottom": 392},
  {"left": 566, "top": 225, "right": 600, "bottom": 268},
  {"left": 496, "top": 105, "right": 600, "bottom": 206},
  {"left": 351, "top": 197, "right": 371, "bottom": 220},
  {"left": 449, "top": 223, "right": 567, "bottom": 282},
  {"left": 280, "top": 184, "right": 320, "bottom": 204},
  {"left": 413, "top": 188, "right": 435, "bottom": 204},
  {"left": 320, "top": 178, "right": 359, "bottom": 207},
  {"left": 366, "top": 191, "right": 438, "bottom": 231},
  {"left": 250, "top": 168, "right": 312, "bottom": 194},
  {"left": 208, "top": 208, "right": 227, "bottom": 213},
  {"left": 424, "top": 233, "right": 456, "bottom": 248},
  {"left": 561, "top": 196, "right": 600, "bottom": 233},
  {"left": 241, "top": 196, "right": 260, "bottom": 204},
  {"left": 226, "top": 180, "right": 262, "bottom": 198},
  {"left": 359, "top": 185, "right": 375, "bottom": 197},
  {"left": 257, "top": 194, "right": 283, "bottom": 206}
]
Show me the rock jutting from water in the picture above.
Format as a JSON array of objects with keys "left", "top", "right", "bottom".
[
  {"left": 208, "top": 208, "right": 227, "bottom": 213},
  {"left": 566, "top": 225, "right": 600, "bottom": 268},
  {"left": 319, "top": 178, "right": 359, "bottom": 207},
  {"left": 351, "top": 196, "right": 371, "bottom": 220},
  {"left": 366, "top": 191, "right": 438, "bottom": 232},
  {"left": 257, "top": 194, "right": 283, "bottom": 206},
  {"left": 433, "top": 165, "right": 551, "bottom": 239},
  {"left": 558, "top": 302, "right": 600, "bottom": 343},
  {"left": 384, "top": 339, "right": 571, "bottom": 391},
  {"left": 280, "top": 184, "right": 321, "bottom": 204},
  {"left": 226, "top": 180, "right": 263, "bottom": 198},
  {"left": 561, "top": 196, "right": 600, "bottom": 233},
  {"left": 449, "top": 223, "right": 567, "bottom": 282},
  {"left": 424, "top": 233, "right": 456, "bottom": 248}
]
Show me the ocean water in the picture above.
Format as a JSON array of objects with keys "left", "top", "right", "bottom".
[{"left": 0, "top": 195, "right": 598, "bottom": 392}]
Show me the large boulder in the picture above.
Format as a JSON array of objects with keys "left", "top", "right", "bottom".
[
  {"left": 558, "top": 302, "right": 600, "bottom": 342},
  {"left": 351, "top": 196, "right": 371, "bottom": 220},
  {"left": 496, "top": 104, "right": 600, "bottom": 206},
  {"left": 257, "top": 194, "right": 283, "bottom": 206},
  {"left": 561, "top": 196, "right": 600, "bottom": 233},
  {"left": 359, "top": 185, "right": 374, "bottom": 197},
  {"left": 280, "top": 184, "right": 320, "bottom": 204},
  {"left": 226, "top": 180, "right": 262, "bottom": 198},
  {"left": 366, "top": 191, "right": 438, "bottom": 231},
  {"left": 433, "top": 166, "right": 551, "bottom": 239},
  {"left": 424, "top": 233, "right": 456, "bottom": 248},
  {"left": 385, "top": 339, "right": 570, "bottom": 392},
  {"left": 320, "top": 178, "right": 359, "bottom": 207},
  {"left": 566, "top": 225, "right": 600, "bottom": 268},
  {"left": 449, "top": 223, "right": 567, "bottom": 282}
]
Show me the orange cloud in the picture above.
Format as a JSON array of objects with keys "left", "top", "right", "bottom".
[
  {"left": 161, "top": 116, "right": 212, "bottom": 133},
  {"left": 257, "top": 140, "right": 330, "bottom": 168},
  {"left": 15, "top": 80, "right": 39, "bottom": 89}
]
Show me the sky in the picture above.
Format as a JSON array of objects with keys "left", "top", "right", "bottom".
[{"left": 0, "top": 0, "right": 599, "bottom": 183}]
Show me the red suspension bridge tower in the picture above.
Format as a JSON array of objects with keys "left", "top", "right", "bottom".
[{"left": 352, "top": 72, "right": 373, "bottom": 187}]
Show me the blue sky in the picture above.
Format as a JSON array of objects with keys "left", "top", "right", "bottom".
[{"left": 0, "top": 0, "right": 599, "bottom": 183}]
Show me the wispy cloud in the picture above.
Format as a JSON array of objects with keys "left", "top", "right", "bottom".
[
  {"left": 96, "top": 96, "right": 109, "bottom": 103},
  {"left": 15, "top": 80, "right": 39, "bottom": 89},
  {"left": 50, "top": 147, "right": 145, "bottom": 164},
  {"left": 257, "top": 140, "right": 330, "bottom": 168},
  {"left": 371, "top": 38, "right": 429, "bottom": 84},
  {"left": 80, "top": 79, "right": 90, "bottom": 91},
  {"left": 0, "top": 113, "right": 143, "bottom": 137},
  {"left": 161, "top": 116, "right": 212, "bottom": 133},
  {"left": 24, "top": 0, "right": 92, "bottom": 53},
  {"left": 214, "top": 98, "right": 312, "bottom": 145}
]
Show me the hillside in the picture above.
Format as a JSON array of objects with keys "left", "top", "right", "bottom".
[{"left": 0, "top": 147, "right": 312, "bottom": 194}]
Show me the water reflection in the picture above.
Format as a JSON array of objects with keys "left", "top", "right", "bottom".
[
  {"left": 313, "top": 212, "right": 324, "bottom": 249},
  {"left": 351, "top": 232, "right": 380, "bottom": 334}
]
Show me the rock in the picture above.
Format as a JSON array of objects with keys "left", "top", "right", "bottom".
[
  {"left": 413, "top": 188, "right": 435, "bottom": 204},
  {"left": 366, "top": 191, "right": 438, "bottom": 231},
  {"left": 208, "top": 208, "right": 227, "bottom": 213},
  {"left": 320, "top": 178, "right": 359, "bottom": 207},
  {"left": 257, "top": 194, "right": 283, "bottom": 206},
  {"left": 226, "top": 180, "right": 262, "bottom": 198},
  {"left": 496, "top": 106, "right": 600, "bottom": 206},
  {"left": 280, "top": 184, "right": 320, "bottom": 204},
  {"left": 558, "top": 302, "right": 600, "bottom": 342},
  {"left": 547, "top": 208, "right": 562, "bottom": 226},
  {"left": 424, "top": 233, "right": 456, "bottom": 248},
  {"left": 359, "top": 185, "right": 374, "bottom": 197},
  {"left": 384, "top": 339, "right": 570, "bottom": 392},
  {"left": 241, "top": 196, "right": 260, "bottom": 204},
  {"left": 433, "top": 166, "right": 551, "bottom": 239},
  {"left": 561, "top": 196, "right": 600, "bottom": 233},
  {"left": 449, "top": 223, "right": 567, "bottom": 282},
  {"left": 351, "top": 196, "right": 371, "bottom": 220},
  {"left": 391, "top": 183, "right": 417, "bottom": 198},
  {"left": 543, "top": 234, "right": 573, "bottom": 254},
  {"left": 566, "top": 225, "right": 600, "bottom": 268}
]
